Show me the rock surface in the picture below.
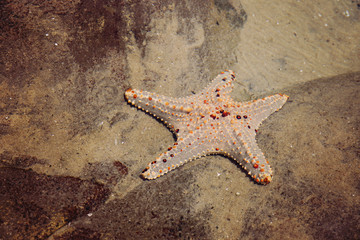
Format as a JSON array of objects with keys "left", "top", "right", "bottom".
[{"left": 0, "top": 0, "right": 359, "bottom": 239}]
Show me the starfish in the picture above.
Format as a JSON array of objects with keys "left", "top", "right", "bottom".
[{"left": 125, "top": 70, "right": 288, "bottom": 184}]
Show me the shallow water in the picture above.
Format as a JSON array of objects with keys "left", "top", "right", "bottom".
[{"left": 1, "top": 1, "right": 359, "bottom": 239}]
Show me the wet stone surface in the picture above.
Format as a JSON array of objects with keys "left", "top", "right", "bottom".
[
  {"left": 0, "top": 167, "right": 110, "bottom": 240},
  {"left": 52, "top": 170, "right": 211, "bottom": 240},
  {"left": 0, "top": 0, "right": 359, "bottom": 239}
]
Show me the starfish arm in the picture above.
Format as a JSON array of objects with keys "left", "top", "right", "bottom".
[
  {"left": 141, "top": 130, "right": 216, "bottom": 179},
  {"left": 224, "top": 125, "right": 273, "bottom": 184},
  {"left": 240, "top": 131, "right": 273, "bottom": 184},
  {"left": 193, "top": 70, "right": 235, "bottom": 104},
  {"left": 125, "top": 88, "right": 194, "bottom": 133},
  {"left": 245, "top": 94, "right": 288, "bottom": 130},
  {"left": 182, "top": 70, "right": 236, "bottom": 106}
]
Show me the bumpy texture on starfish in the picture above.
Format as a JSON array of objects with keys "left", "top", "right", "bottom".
[{"left": 125, "top": 70, "right": 288, "bottom": 184}]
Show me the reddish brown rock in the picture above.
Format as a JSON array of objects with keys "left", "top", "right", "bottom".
[{"left": 0, "top": 167, "right": 110, "bottom": 240}]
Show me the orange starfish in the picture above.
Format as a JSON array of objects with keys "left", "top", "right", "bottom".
[{"left": 125, "top": 70, "right": 288, "bottom": 184}]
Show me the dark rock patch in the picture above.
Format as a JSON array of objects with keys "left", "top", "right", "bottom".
[{"left": 0, "top": 167, "right": 110, "bottom": 240}]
